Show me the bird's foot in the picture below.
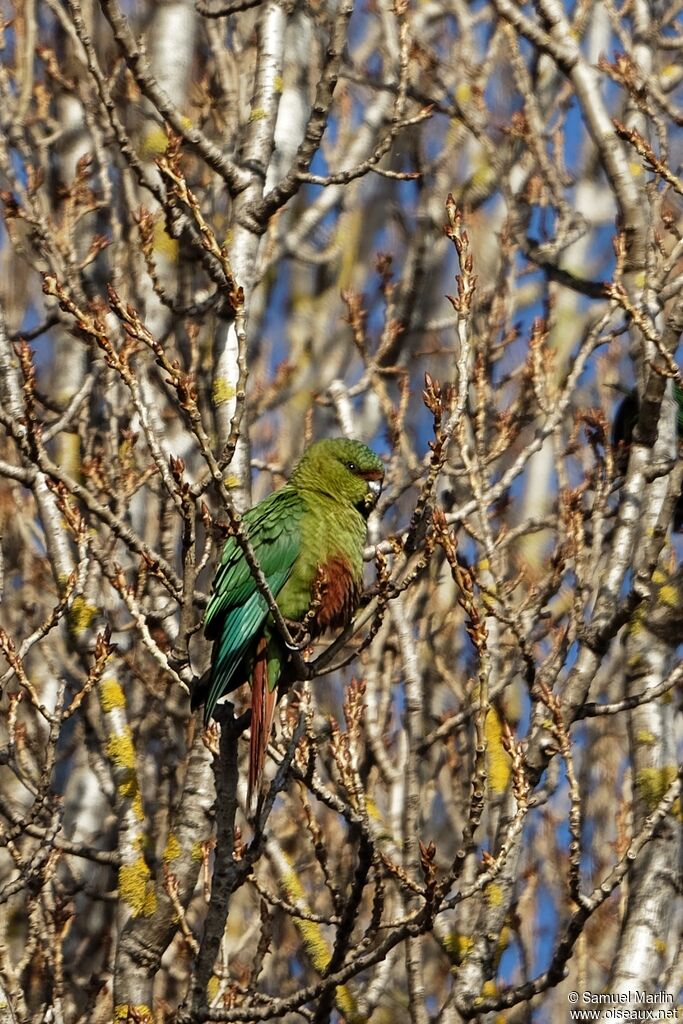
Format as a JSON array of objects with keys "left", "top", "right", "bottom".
[{"left": 283, "top": 618, "right": 310, "bottom": 651}]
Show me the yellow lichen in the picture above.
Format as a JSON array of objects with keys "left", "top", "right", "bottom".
[
  {"left": 249, "top": 107, "right": 267, "bottom": 122},
  {"left": 281, "top": 866, "right": 306, "bottom": 905},
  {"left": 472, "top": 981, "right": 501, "bottom": 1013},
  {"left": 114, "top": 1005, "right": 154, "bottom": 1023},
  {"left": 635, "top": 730, "right": 656, "bottom": 746},
  {"left": 106, "top": 727, "right": 144, "bottom": 817},
  {"left": 211, "top": 377, "right": 236, "bottom": 406},
  {"left": 466, "top": 163, "right": 496, "bottom": 192},
  {"left": 68, "top": 596, "right": 97, "bottom": 637},
  {"left": 281, "top": 861, "right": 362, "bottom": 1021},
  {"left": 297, "top": 917, "right": 330, "bottom": 973},
  {"left": 142, "top": 116, "right": 193, "bottom": 156},
  {"left": 153, "top": 220, "right": 179, "bottom": 262},
  {"left": 462, "top": 163, "right": 497, "bottom": 205},
  {"left": 207, "top": 976, "right": 220, "bottom": 1001},
  {"left": 443, "top": 932, "right": 474, "bottom": 964},
  {"left": 274, "top": 74, "right": 284, "bottom": 92},
  {"left": 117, "top": 774, "right": 137, "bottom": 801},
  {"left": 485, "top": 708, "right": 511, "bottom": 795},
  {"left": 636, "top": 765, "right": 677, "bottom": 800},
  {"left": 657, "top": 584, "right": 678, "bottom": 608},
  {"left": 334, "top": 984, "right": 361, "bottom": 1022},
  {"left": 100, "top": 677, "right": 126, "bottom": 713},
  {"left": 635, "top": 765, "right": 679, "bottom": 817},
  {"left": 131, "top": 790, "right": 144, "bottom": 822},
  {"left": 142, "top": 125, "right": 169, "bottom": 156},
  {"left": 365, "top": 797, "right": 382, "bottom": 821},
  {"left": 191, "top": 841, "right": 205, "bottom": 862},
  {"left": 107, "top": 730, "right": 136, "bottom": 771},
  {"left": 485, "top": 882, "right": 504, "bottom": 908},
  {"left": 455, "top": 82, "right": 471, "bottom": 106},
  {"left": 163, "top": 832, "right": 182, "bottom": 863},
  {"left": 119, "top": 857, "right": 157, "bottom": 917},
  {"left": 293, "top": 913, "right": 359, "bottom": 1020}
]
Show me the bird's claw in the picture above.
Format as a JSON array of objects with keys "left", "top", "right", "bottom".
[
  {"left": 283, "top": 618, "right": 309, "bottom": 652},
  {"left": 284, "top": 638, "right": 305, "bottom": 654}
]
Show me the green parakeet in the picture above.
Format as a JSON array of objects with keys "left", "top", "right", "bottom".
[{"left": 193, "top": 438, "right": 384, "bottom": 804}]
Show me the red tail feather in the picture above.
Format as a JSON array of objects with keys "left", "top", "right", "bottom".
[{"left": 248, "top": 638, "right": 277, "bottom": 810}]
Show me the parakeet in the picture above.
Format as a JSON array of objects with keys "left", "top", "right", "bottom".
[
  {"left": 193, "top": 438, "right": 384, "bottom": 805},
  {"left": 612, "top": 383, "right": 683, "bottom": 530}
]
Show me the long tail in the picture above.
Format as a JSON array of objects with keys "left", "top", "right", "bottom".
[{"left": 248, "top": 637, "right": 278, "bottom": 810}]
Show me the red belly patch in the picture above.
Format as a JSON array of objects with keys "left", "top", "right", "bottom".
[{"left": 310, "top": 554, "right": 360, "bottom": 634}]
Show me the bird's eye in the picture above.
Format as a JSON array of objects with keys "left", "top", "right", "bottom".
[{"left": 346, "top": 461, "right": 357, "bottom": 472}]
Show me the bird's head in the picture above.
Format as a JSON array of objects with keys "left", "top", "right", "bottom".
[{"left": 291, "top": 437, "right": 385, "bottom": 516}]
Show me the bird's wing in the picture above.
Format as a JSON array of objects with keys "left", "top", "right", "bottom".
[{"left": 202, "top": 486, "right": 303, "bottom": 718}]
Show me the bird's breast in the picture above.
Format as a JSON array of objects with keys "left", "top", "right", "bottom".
[{"left": 310, "top": 554, "right": 361, "bottom": 634}]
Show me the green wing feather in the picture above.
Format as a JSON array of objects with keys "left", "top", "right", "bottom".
[{"left": 203, "top": 486, "right": 304, "bottom": 721}]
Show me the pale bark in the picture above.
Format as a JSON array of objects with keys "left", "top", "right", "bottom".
[{"left": 1, "top": 0, "right": 681, "bottom": 1020}]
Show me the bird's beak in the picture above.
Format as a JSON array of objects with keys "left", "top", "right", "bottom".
[{"left": 364, "top": 479, "right": 383, "bottom": 512}]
